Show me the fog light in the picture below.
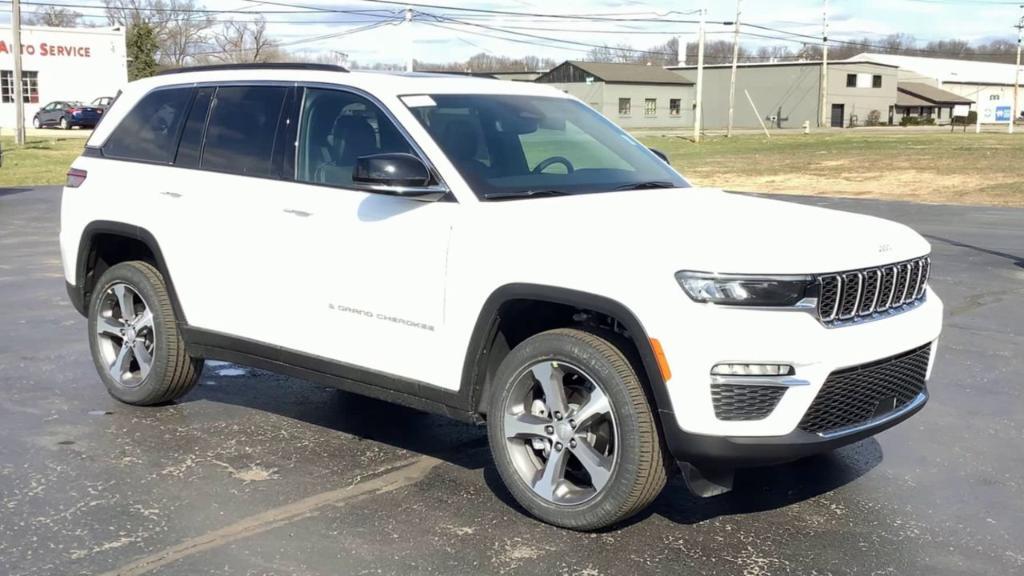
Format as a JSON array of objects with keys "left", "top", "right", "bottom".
[{"left": 711, "top": 363, "right": 794, "bottom": 376}]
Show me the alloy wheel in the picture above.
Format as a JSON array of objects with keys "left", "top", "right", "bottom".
[
  {"left": 94, "top": 283, "right": 156, "bottom": 388},
  {"left": 502, "top": 360, "right": 618, "bottom": 505}
]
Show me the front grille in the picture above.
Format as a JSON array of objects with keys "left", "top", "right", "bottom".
[
  {"left": 816, "top": 256, "right": 930, "bottom": 326},
  {"left": 798, "top": 344, "right": 931, "bottom": 435},
  {"left": 711, "top": 383, "right": 786, "bottom": 421}
]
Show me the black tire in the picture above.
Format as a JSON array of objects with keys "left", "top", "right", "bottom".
[
  {"left": 60, "top": 117, "right": 70, "bottom": 130},
  {"left": 32, "top": 117, "right": 40, "bottom": 129},
  {"left": 487, "top": 328, "right": 668, "bottom": 530},
  {"left": 87, "top": 261, "right": 202, "bottom": 405}
]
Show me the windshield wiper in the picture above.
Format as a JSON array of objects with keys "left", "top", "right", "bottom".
[
  {"left": 614, "top": 181, "right": 677, "bottom": 191},
  {"left": 482, "top": 189, "right": 572, "bottom": 200}
]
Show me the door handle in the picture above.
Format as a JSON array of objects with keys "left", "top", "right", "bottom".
[
  {"left": 283, "top": 208, "right": 312, "bottom": 218},
  {"left": 159, "top": 191, "right": 183, "bottom": 199}
]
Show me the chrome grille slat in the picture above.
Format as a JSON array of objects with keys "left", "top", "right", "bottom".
[{"left": 816, "top": 257, "right": 930, "bottom": 327}]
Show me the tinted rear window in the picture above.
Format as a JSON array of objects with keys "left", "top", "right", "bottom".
[
  {"left": 103, "top": 87, "right": 192, "bottom": 163},
  {"left": 201, "top": 86, "right": 287, "bottom": 177}
]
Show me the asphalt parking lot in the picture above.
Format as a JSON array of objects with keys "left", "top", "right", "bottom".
[{"left": 1, "top": 186, "right": 1022, "bottom": 575}]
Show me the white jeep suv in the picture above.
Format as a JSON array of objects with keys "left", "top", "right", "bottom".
[{"left": 60, "top": 64, "right": 943, "bottom": 530}]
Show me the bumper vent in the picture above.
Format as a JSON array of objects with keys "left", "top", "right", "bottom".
[
  {"left": 711, "top": 384, "right": 787, "bottom": 421},
  {"left": 798, "top": 344, "right": 931, "bottom": 435},
  {"left": 816, "top": 257, "right": 930, "bottom": 326}
]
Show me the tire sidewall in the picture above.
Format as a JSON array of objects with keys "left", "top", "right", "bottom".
[
  {"left": 60, "top": 117, "right": 69, "bottom": 129},
  {"left": 32, "top": 117, "right": 40, "bottom": 128},
  {"left": 87, "top": 263, "right": 176, "bottom": 405},
  {"left": 487, "top": 330, "right": 652, "bottom": 529}
]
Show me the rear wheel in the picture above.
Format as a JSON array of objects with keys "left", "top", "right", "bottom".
[
  {"left": 59, "top": 117, "right": 69, "bottom": 130},
  {"left": 87, "top": 261, "right": 202, "bottom": 405},
  {"left": 487, "top": 328, "right": 668, "bottom": 530}
]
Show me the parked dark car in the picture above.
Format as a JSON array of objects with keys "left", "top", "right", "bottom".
[
  {"left": 90, "top": 96, "right": 115, "bottom": 112},
  {"left": 32, "top": 101, "right": 102, "bottom": 130}
]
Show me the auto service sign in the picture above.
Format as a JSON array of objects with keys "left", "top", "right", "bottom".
[{"left": 0, "top": 40, "right": 92, "bottom": 58}]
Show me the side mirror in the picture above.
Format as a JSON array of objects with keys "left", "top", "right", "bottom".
[
  {"left": 649, "top": 148, "right": 670, "bottom": 164},
  {"left": 353, "top": 153, "right": 447, "bottom": 201}
]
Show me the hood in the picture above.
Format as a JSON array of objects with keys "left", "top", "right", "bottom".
[{"left": 480, "top": 188, "right": 931, "bottom": 274}]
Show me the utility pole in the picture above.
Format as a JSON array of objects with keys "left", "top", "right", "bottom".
[
  {"left": 405, "top": 7, "right": 414, "bottom": 73},
  {"left": 12, "top": 0, "right": 26, "bottom": 145},
  {"left": 727, "top": 0, "right": 742, "bottom": 137},
  {"left": 819, "top": 0, "right": 829, "bottom": 128},
  {"left": 1011, "top": 5, "right": 1022, "bottom": 135},
  {"left": 693, "top": 5, "right": 706, "bottom": 143}
]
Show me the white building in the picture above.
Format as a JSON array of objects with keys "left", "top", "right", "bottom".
[
  {"left": 854, "top": 53, "right": 1022, "bottom": 124},
  {"left": 0, "top": 25, "right": 127, "bottom": 129}
]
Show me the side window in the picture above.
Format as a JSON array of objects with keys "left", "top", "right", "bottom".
[
  {"left": 174, "top": 87, "right": 214, "bottom": 168},
  {"left": 296, "top": 88, "right": 414, "bottom": 188},
  {"left": 201, "top": 85, "right": 288, "bottom": 177},
  {"left": 104, "top": 87, "right": 192, "bottom": 163}
]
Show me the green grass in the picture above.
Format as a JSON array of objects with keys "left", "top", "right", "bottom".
[
  {"left": 0, "top": 135, "right": 85, "bottom": 187},
  {"left": 634, "top": 130, "right": 1024, "bottom": 206}
]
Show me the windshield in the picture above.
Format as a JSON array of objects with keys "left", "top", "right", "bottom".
[{"left": 405, "top": 94, "right": 688, "bottom": 200}]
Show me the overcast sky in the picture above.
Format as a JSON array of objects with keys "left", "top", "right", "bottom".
[{"left": 6, "top": 0, "right": 1024, "bottom": 65}]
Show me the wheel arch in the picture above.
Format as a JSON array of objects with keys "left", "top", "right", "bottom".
[
  {"left": 72, "top": 221, "right": 187, "bottom": 323},
  {"left": 460, "top": 284, "right": 674, "bottom": 423}
]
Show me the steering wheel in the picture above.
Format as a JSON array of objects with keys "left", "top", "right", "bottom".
[{"left": 532, "top": 156, "right": 575, "bottom": 175}]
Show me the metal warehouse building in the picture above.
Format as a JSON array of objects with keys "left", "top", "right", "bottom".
[
  {"left": 666, "top": 60, "right": 899, "bottom": 129},
  {"left": 855, "top": 53, "right": 1022, "bottom": 124},
  {"left": 0, "top": 25, "right": 127, "bottom": 129},
  {"left": 536, "top": 61, "right": 695, "bottom": 129}
]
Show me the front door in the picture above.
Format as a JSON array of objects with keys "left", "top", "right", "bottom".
[
  {"left": 831, "top": 104, "right": 845, "bottom": 128},
  {"left": 267, "top": 86, "right": 455, "bottom": 388}
]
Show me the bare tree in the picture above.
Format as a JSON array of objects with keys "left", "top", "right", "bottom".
[
  {"left": 104, "top": 0, "right": 214, "bottom": 65},
  {"left": 26, "top": 6, "right": 83, "bottom": 27},
  {"left": 208, "top": 17, "right": 280, "bottom": 63}
]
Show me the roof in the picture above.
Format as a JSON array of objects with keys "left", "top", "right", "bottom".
[
  {"left": 666, "top": 59, "right": 898, "bottom": 71},
  {"left": 897, "top": 82, "right": 973, "bottom": 105},
  {"left": 539, "top": 61, "right": 694, "bottom": 85},
  {"left": 854, "top": 53, "right": 1022, "bottom": 86}
]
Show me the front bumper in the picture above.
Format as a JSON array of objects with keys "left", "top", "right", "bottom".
[
  {"left": 660, "top": 389, "right": 927, "bottom": 468},
  {"left": 637, "top": 285, "right": 943, "bottom": 467}
]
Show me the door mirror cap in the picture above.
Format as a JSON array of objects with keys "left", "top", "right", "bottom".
[
  {"left": 352, "top": 153, "right": 446, "bottom": 201},
  {"left": 649, "top": 148, "right": 670, "bottom": 164}
]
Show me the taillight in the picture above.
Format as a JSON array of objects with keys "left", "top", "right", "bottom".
[
  {"left": 68, "top": 108, "right": 80, "bottom": 115},
  {"left": 66, "top": 168, "right": 87, "bottom": 188}
]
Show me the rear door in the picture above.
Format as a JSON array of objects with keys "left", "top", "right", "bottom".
[{"left": 165, "top": 83, "right": 301, "bottom": 344}]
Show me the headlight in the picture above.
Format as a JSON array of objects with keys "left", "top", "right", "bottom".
[{"left": 675, "top": 271, "right": 814, "bottom": 306}]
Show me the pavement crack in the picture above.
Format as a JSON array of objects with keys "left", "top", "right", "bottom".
[{"left": 97, "top": 455, "right": 440, "bottom": 576}]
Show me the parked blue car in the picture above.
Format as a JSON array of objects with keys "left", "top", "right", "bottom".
[{"left": 32, "top": 101, "right": 103, "bottom": 130}]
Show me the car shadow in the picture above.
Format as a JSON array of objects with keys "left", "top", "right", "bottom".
[
  {"left": 0, "top": 187, "right": 36, "bottom": 198},
  {"left": 482, "top": 438, "right": 883, "bottom": 530},
  {"left": 184, "top": 368, "right": 492, "bottom": 471},
  {"left": 924, "top": 234, "right": 1024, "bottom": 269},
  {"left": 187, "top": 365, "right": 881, "bottom": 529}
]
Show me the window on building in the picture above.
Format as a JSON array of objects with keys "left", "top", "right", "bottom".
[
  {"left": 644, "top": 98, "right": 657, "bottom": 117},
  {"left": 201, "top": 85, "right": 288, "bottom": 177},
  {"left": 103, "top": 87, "right": 193, "bottom": 163},
  {"left": 297, "top": 88, "right": 415, "bottom": 188},
  {"left": 846, "top": 74, "right": 857, "bottom": 88},
  {"left": 669, "top": 98, "right": 681, "bottom": 116},
  {"left": 618, "top": 98, "right": 631, "bottom": 116},
  {"left": 872, "top": 75, "right": 882, "bottom": 88},
  {"left": 1, "top": 70, "right": 40, "bottom": 103}
]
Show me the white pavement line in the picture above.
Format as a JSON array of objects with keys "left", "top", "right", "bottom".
[{"left": 98, "top": 456, "right": 440, "bottom": 576}]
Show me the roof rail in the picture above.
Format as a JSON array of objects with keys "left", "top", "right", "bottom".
[{"left": 156, "top": 63, "right": 349, "bottom": 76}]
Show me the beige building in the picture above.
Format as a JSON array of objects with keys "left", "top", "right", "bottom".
[
  {"left": 855, "top": 53, "right": 1022, "bottom": 124},
  {"left": 666, "top": 60, "right": 899, "bottom": 129},
  {"left": 536, "top": 61, "right": 695, "bottom": 129}
]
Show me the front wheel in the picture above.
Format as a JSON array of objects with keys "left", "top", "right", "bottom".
[
  {"left": 87, "top": 261, "right": 203, "bottom": 405},
  {"left": 32, "top": 116, "right": 40, "bottom": 129},
  {"left": 487, "top": 328, "right": 668, "bottom": 530}
]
